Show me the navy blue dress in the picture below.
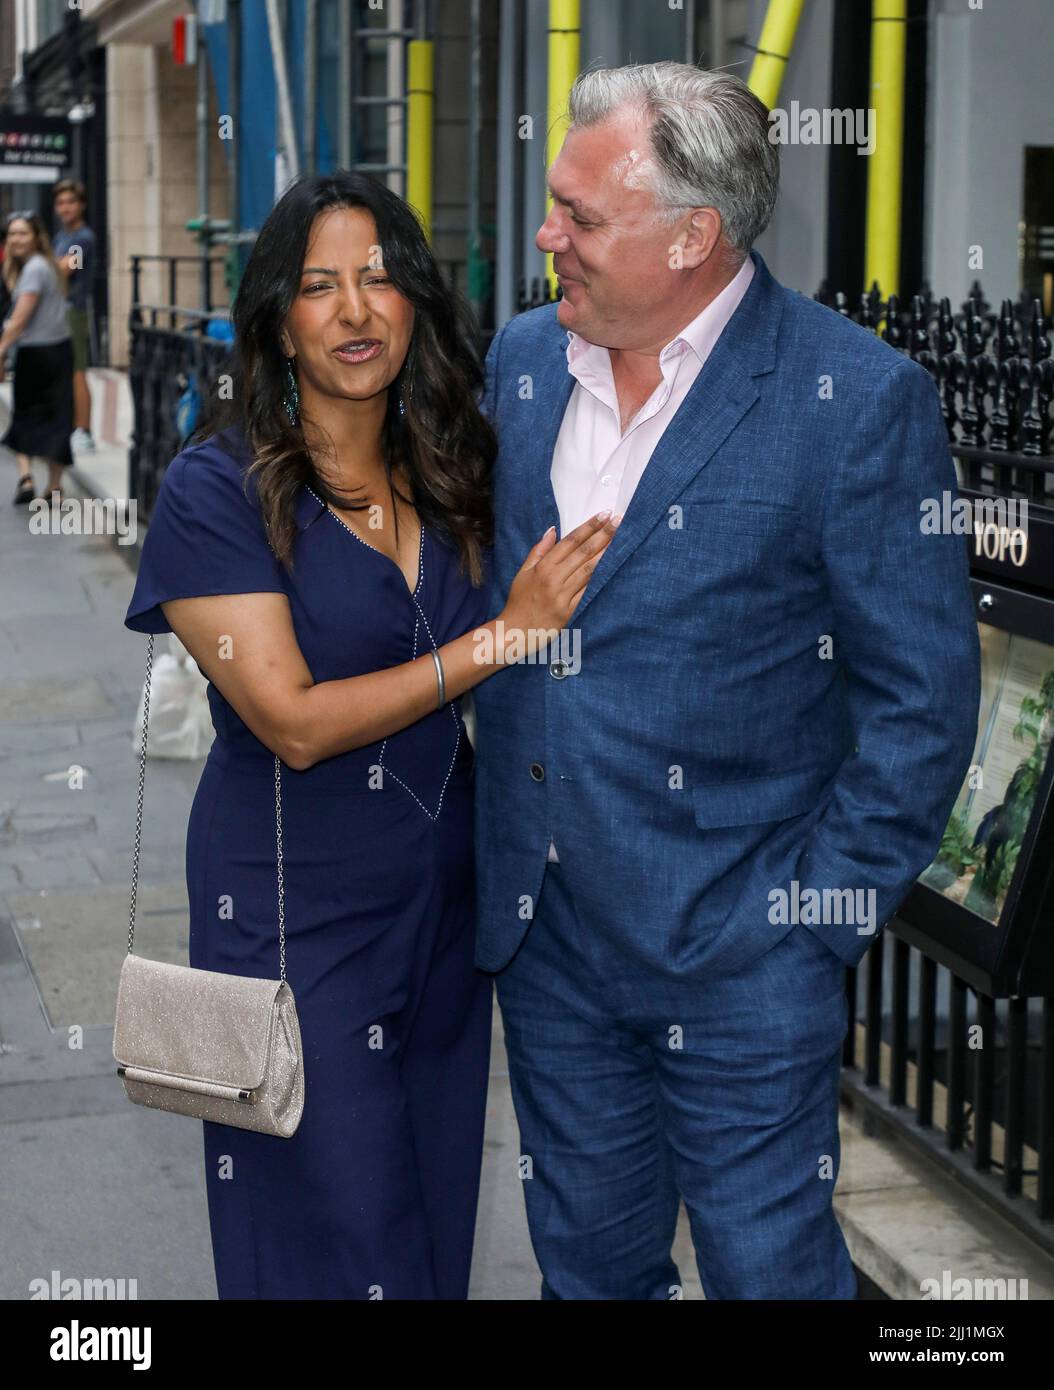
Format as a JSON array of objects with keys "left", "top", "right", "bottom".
[{"left": 124, "top": 425, "right": 494, "bottom": 1299}]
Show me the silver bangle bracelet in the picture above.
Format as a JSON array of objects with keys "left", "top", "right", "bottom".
[{"left": 431, "top": 648, "right": 446, "bottom": 709}]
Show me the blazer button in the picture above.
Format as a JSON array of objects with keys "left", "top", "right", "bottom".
[
  {"left": 529, "top": 762, "right": 545, "bottom": 782},
  {"left": 550, "top": 659, "right": 569, "bottom": 679}
]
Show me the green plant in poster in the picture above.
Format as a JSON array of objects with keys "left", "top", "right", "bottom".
[
  {"left": 934, "top": 810, "right": 981, "bottom": 876},
  {"left": 969, "top": 669, "right": 1054, "bottom": 913}
]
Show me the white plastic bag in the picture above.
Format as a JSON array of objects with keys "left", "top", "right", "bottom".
[{"left": 132, "top": 635, "right": 214, "bottom": 759}]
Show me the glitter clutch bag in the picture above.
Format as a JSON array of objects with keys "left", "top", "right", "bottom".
[{"left": 113, "top": 634, "right": 305, "bottom": 1138}]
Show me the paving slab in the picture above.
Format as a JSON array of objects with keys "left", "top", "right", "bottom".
[
  {"left": 0, "top": 677, "right": 115, "bottom": 723},
  {"left": 836, "top": 1115, "right": 1054, "bottom": 1301},
  {"left": 0, "top": 1107, "right": 216, "bottom": 1301},
  {"left": 8, "top": 882, "right": 189, "bottom": 1030}
]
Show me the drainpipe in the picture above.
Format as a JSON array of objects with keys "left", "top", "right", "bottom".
[
  {"left": 545, "top": 0, "right": 579, "bottom": 296},
  {"left": 196, "top": 1, "right": 210, "bottom": 312},
  {"left": 747, "top": 0, "right": 805, "bottom": 109},
  {"left": 338, "top": 0, "right": 351, "bottom": 169},
  {"left": 709, "top": 0, "right": 726, "bottom": 70},
  {"left": 683, "top": 0, "right": 696, "bottom": 63},
  {"left": 227, "top": 0, "right": 242, "bottom": 295},
  {"left": 265, "top": 0, "right": 299, "bottom": 189},
  {"left": 495, "top": 0, "right": 519, "bottom": 327},
  {"left": 467, "top": 0, "right": 484, "bottom": 321},
  {"left": 864, "top": 0, "right": 907, "bottom": 300},
  {"left": 304, "top": 0, "right": 317, "bottom": 176}
]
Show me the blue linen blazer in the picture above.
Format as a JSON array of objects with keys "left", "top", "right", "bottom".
[{"left": 471, "top": 250, "right": 981, "bottom": 976}]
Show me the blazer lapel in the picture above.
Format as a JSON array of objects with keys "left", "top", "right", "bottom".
[
  {"left": 570, "top": 250, "right": 784, "bottom": 621},
  {"left": 516, "top": 338, "right": 575, "bottom": 546}
]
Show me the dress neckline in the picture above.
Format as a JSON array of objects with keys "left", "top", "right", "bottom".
[{"left": 306, "top": 484, "right": 424, "bottom": 599}]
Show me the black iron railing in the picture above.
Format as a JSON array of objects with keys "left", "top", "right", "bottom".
[
  {"left": 842, "top": 940, "right": 1054, "bottom": 1255},
  {"left": 130, "top": 254, "right": 226, "bottom": 325},
  {"left": 518, "top": 275, "right": 562, "bottom": 313},
  {"left": 815, "top": 281, "right": 1054, "bottom": 501},
  {"left": 128, "top": 252, "right": 233, "bottom": 518},
  {"left": 821, "top": 280, "right": 1054, "bottom": 1252},
  {"left": 128, "top": 308, "right": 233, "bottom": 519}
]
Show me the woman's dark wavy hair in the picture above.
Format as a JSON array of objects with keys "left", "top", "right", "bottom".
[{"left": 191, "top": 170, "right": 495, "bottom": 584}]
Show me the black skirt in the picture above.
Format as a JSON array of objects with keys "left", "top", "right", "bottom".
[{"left": 2, "top": 338, "right": 74, "bottom": 466}]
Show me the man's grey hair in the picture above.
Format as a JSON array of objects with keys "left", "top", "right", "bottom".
[{"left": 566, "top": 62, "right": 779, "bottom": 257}]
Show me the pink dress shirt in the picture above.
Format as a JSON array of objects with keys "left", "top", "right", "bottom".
[{"left": 546, "top": 255, "right": 755, "bottom": 863}]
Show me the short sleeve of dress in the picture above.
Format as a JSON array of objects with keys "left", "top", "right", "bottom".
[{"left": 124, "top": 438, "right": 286, "bottom": 634}]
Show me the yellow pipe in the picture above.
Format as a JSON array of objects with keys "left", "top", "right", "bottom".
[
  {"left": 864, "top": 0, "right": 907, "bottom": 300},
  {"left": 406, "top": 40, "right": 434, "bottom": 242},
  {"left": 545, "top": 0, "right": 580, "bottom": 296},
  {"left": 747, "top": 0, "right": 806, "bottom": 110}
]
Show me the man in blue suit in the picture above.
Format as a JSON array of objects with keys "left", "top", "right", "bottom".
[{"left": 472, "top": 62, "right": 981, "bottom": 1299}]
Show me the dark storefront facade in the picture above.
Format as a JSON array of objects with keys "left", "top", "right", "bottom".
[{"left": 1, "top": 9, "right": 109, "bottom": 363}]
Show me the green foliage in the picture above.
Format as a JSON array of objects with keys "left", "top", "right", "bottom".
[
  {"left": 976, "top": 671, "right": 1054, "bottom": 898},
  {"left": 935, "top": 811, "right": 981, "bottom": 875}
]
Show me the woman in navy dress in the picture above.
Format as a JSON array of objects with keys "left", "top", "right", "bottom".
[{"left": 123, "top": 170, "right": 617, "bottom": 1299}]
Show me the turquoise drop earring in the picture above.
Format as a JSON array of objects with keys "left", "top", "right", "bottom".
[{"left": 283, "top": 357, "right": 300, "bottom": 426}]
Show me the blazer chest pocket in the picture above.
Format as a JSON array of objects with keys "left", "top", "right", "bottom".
[
  {"left": 677, "top": 498, "right": 802, "bottom": 538},
  {"left": 691, "top": 764, "right": 835, "bottom": 829}
]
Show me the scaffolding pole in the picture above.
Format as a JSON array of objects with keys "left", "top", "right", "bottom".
[
  {"left": 747, "top": 0, "right": 805, "bottom": 109},
  {"left": 864, "top": 0, "right": 907, "bottom": 299},
  {"left": 406, "top": 31, "right": 434, "bottom": 240},
  {"left": 545, "top": 0, "right": 580, "bottom": 296}
]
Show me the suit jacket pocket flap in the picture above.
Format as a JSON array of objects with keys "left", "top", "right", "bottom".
[{"left": 691, "top": 764, "right": 835, "bottom": 829}]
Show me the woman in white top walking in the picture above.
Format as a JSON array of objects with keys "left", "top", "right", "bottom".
[{"left": 1, "top": 212, "right": 75, "bottom": 505}]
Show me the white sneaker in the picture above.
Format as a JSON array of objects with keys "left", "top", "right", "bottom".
[{"left": 71, "top": 428, "right": 97, "bottom": 451}]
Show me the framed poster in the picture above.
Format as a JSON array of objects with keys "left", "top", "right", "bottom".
[
  {"left": 896, "top": 580, "right": 1054, "bottom": 995},
  {"left": 918, "top": 623, "right": 1054, "bottom": 926}
]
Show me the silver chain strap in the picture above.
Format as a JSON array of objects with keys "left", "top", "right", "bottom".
[{"left": 127, "top": 633, "right": 287, "bottom": 983}]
